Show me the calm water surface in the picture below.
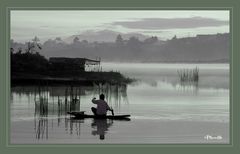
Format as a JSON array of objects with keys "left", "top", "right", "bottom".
[{"left": 11, "top": 63, "right": 229, "bottom": 144}]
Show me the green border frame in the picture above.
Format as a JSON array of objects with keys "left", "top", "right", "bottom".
[
  {"left": 6, "top": 6, "right": 233, "bottom": 147},
  {"left": 1, "top": 0, "right": 239, "bottom": 153}
]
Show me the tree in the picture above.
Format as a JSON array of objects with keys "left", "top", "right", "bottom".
[
  {"left": 81, "top": 40, "right": 88, "bottom": 45},
  {"left": 115, "top": 34, "right": 124, "bottom": 45},
  {"left": 144, "top": 36, "right": 158, "bottom": 44},
  {"left": 10, "top": 47, "right": 14, "bottom": 54},
  {"left": 32, "top": 36, "right": 40, "bottom": 43},
  {"left": 73, "top": 37, "right": 80, "bottom": 44},
  {"left": 127, "top": 36, "right": 141, "bottom": 47},
  {"left": 55, "top": 37, "right": 62, "bottom": 41},
  {"left": 172, "top": 35, "right": 177, "bottom": 40},
  {"left": 17, "top": 48, "right": 22, "bottom": 54},
  {"left": 26, "top": 36, "right": 42, "bottom": 53},
  {"left": 25, "top": 42, "right": 35, "bottom": 53}
]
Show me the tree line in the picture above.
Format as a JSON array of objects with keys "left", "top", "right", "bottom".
[{"left": 11, "top": 33, "right": 229, "bottom": 63}]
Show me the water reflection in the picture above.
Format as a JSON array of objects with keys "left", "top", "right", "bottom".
[
  {"left": 68, "top": 118, "right": 85, "bottom": 136},
  {"left": 35, "top": 117, "right": 48, "bottom": 140},
  {"left": 65, "top": 118, "right": 122, "bottom": 140},
  {"left": 15, "top": 83, "right": 130, "bottom": 140},
  {"left": 133, "top": 79, "right": 200, "bottom": 95},
  {"left": 91, "top": 119, "right": 113, "bottom": 140},
  {"left": 11, "top": 79, "right": 224, "bottom": 141},
  {"left": 11, "top": 83, "right": 129, "bottom": 115},
  {"left": 10, "top": 63, "right": 229, "bottom": 143},
  {"left": 174, "top": 81, "right": 199, "bottom": 95}
]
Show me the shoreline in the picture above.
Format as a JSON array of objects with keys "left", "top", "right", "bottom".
[{"left": 11, "top": 71, "right": 134, "bottom": 86}]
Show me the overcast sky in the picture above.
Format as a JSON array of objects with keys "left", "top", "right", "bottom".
[{"left": 11, "top": 10, "right": 229, "bottom": 43}]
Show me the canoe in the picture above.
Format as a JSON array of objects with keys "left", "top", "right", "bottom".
[{"left": 67, "top": 111, "right": 131, "bottom": 120}]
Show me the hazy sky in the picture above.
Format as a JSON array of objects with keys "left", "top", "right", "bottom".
[{"left": 11, "top": 10, "right": 229, "bottom": 43}]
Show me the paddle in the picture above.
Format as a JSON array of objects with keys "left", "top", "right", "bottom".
[{"left": 110, "top": 107, "right": 114, "bottom": 116}]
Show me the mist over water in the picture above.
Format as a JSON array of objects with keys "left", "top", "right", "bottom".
[{"left": 11, "top": 63, "right": 229, "bottom": 144}]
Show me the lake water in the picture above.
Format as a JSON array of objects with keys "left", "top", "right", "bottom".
[{"left": 11, "top": 63, "right": 229, "bottom": 144}]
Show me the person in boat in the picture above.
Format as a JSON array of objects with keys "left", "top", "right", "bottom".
[{"left": 91, "top": 94, "right": 113, "bottom": 116}]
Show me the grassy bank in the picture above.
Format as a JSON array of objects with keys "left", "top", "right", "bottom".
[{"left": 11, "top": 49, "right": 134, "bottom": 86}]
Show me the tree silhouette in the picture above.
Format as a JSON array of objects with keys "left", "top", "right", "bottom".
[
  {"left": 127, "top": 36, "right": 141, "bottom": 49},
  {"left": 73, "top": 37, "right": 80, "bottom": 44},
  {"left": 144, "top": 36, "right": 158, "bottom": 44},
  {"left": 115, "top": 34, "right": 124, "bottom": 46},
  {"left": 26, "top": 36, "right": 42, "bottom": 53}
]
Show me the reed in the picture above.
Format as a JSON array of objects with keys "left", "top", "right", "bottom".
[
  {"left": 35, "top": 86, "right": 49, "bottom": 116},
  {"left": 177, "top": 67, "right": 199, "bottom": 82}
]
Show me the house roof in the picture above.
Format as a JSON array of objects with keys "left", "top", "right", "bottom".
[{"left": 49, "top": 57, "right": 100, "bottom": 65}]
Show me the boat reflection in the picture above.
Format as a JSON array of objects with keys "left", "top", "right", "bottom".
[
  {"left": 91, "top": 119, "right": 113, "bottom": 140},
  {"left": 65, "top": 117, "right": 130, "bottom": 140}
]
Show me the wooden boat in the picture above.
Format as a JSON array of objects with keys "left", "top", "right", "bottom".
[{"left": 67, "top": 111, "right": 131, "bottom": 120}]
